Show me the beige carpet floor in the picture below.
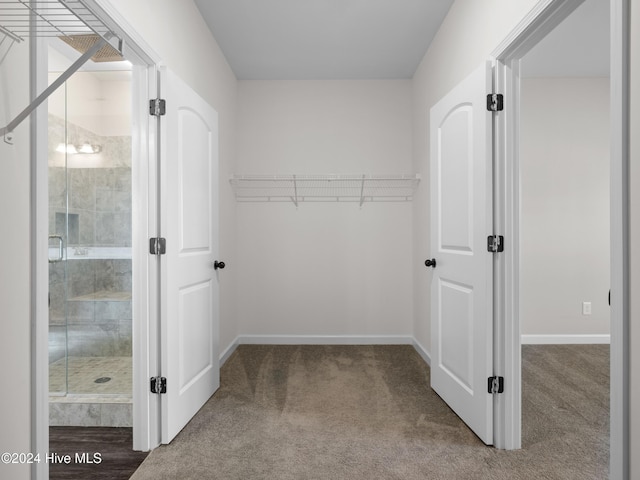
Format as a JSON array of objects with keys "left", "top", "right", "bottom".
[{"left": 130, "top": 344, "right": 609, "bottom": 480}]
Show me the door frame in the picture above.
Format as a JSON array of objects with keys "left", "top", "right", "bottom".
[
  {"left": 91, "top": 0, "right": 164, "bottom": 452},
  {"left": 490, "top": 0, "right": 629, "bottom": 478},
  {"left": 32, "top": 1, "right": 163, "bottom": 477}
]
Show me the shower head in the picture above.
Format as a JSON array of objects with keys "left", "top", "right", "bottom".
[{"left": 58, "top": 34, "right": 124, "bottom": 63}]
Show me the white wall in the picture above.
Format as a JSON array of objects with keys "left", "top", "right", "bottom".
[
  {"left": 411, "top": 0, "right": 539, "bottom": 354},
  {"left": 48, "top": 70, "right": 132, "bottom": 137},
  {"left": 0, "top": 38, "right": 32, "bottom": 480},
  {"left": 236, "top": 80, "right": 413, "bottom": 338},
  {"left": 630, "top": 1, "right": 639, "bottom": 476},
  {"left": 519, "top": 77, "right": 610, "bottom": 339},
  {"left": 107, "top": 0, "right": 239, "bottom": 353}
]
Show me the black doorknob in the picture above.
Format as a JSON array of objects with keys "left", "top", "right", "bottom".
[
  {"left": 425, "top": 259, "right": 436, "bottom": 268},
  {"left": 214, "top": 261, "right": 225, "bottom": 270}
]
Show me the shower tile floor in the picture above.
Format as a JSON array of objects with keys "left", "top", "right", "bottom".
[{"left": 49, "top": 356, "right": 132, "bottom": 398}]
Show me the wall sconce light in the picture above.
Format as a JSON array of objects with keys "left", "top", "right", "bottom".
[
  {"left": 78, "top": 143, "right": 102, "bottom": 154},
  {"left": 55, "top": 142, "right": 102, "bottom": 154},
  {"left": 55, "top": 143, "right": 78, "bottom": 154}
]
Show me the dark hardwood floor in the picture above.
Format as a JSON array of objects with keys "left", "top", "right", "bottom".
[{"left": 49, "top": 427, "right": 148, "bottom": 480}]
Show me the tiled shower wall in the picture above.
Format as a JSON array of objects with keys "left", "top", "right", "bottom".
[
  {"left": 49, "top": 259, "right": 132, "bottom": 364},
  {"left": 49, "top": 114, "right": 132, "bottom": 369},
  {"left": 49, "top": 166, "right": 132, "bottom": 246}
]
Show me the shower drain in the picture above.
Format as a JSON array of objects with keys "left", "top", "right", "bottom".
[{"left": 94, "top": 377, "right": 112, "bottom": 384}]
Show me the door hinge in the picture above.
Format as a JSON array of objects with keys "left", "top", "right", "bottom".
[
  {"left": 488, "top": 376, "right": 504, "bottom": 394},
  {"left": 149, "top": 237, "right": 166, "bottom": 255},
  {"left": 150, "top": 376, "right": 167, "bottom": 394},
  {"left": 149, "top": 98, "right": 166, "bottom": 116},
  {"left": 487, "top": 235, "right": 504, "bottom": 253},
  {"left": 487, "top": 93, "right": 504, "bottom": 112}
]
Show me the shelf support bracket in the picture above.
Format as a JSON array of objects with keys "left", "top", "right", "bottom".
[
  {"left": 0, "top": 35, "right": 108, "bottom": 138},
  {"left": 359, "top": 174, "right": 366, "bottom": 207},
  {"left": 292, "top": 175, "right": 299, "bottom": 207}
]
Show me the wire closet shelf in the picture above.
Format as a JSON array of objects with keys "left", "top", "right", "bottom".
[
  {"left": 230, "top": 174, "right": 421, "bottom": 207},
  {"left": 0, "top": 0, "right": 112, "bottom": 43},
  {"left": 0, "top": 0, "right": 123, "bottom": 139}
]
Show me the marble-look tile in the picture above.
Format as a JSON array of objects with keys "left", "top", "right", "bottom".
[
  {"left": 66, "top": 301, "right": 96, "bottom": 325},
  {"left": 49, "top": 402, "right": 102, "bottom": 427},
  {"left": 94, "top": 298, "right": 130, "bottom": 319},
  {"left": 95, "top": 168, "right": 115, "bottom": 189},
  {"left": 115, "top": 274, "right": 133, "bottom": 294},
  {"left": 114, "top": 212, "right": 132, "bottom": 246},
  {"left": 69, "top": 169, "right": 96, "bottom": 210},
  {"left": 49, "top": 402, "right": 132, "bottom": 428},
  {"left": 96, "top": 187, "right": 114, "bottom": 212},
  {"left": 95, "top": 267, "right": 117, "bottom": 293},
  {"left": 79, "top": 209, "right": 96, "bottom": 245},
  {"left": 95, "top": 212, "right": 115, "bottom": 245},
  {"left": 104, "top": 137, "right": 132, "bottom": 168},
  {"left": 48, "top": 328, "right": 67, "bottom": 367},
  {"left": 113, "top": 190, "right": 131, "bottom": 212},
  {"left": 113, "top": 168, "right": 131, "bottom": 190},
  {"left": 67, "top": 325, "right": 114, "bottom": 356},
  {"left": 100, "top": 403, "right": 133, "bottom": 427},
  {"left": 48, "top": 168, "right": 67, "bottom": 208},
  {"left": 49, "top": 356, "right": 132, "bottom": 396},
  {"left": 48, "top": 282, "right": 66, "bottom": 320}
]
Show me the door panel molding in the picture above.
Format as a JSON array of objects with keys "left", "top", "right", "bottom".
[
  {"left": 430, "top": 62, "right": 493, "bottom": 445},
  {"left": 160, "top": 67, "right": 220, "bottom": 444}
]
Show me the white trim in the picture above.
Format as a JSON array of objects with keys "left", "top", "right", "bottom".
[
  {"left": 31, "top": 0, "right": 164, "bottom": 463},
  {"left": 412, "top": 338, "right": 431, "bottom": 366},
  {"left": 521, "top": 334, "right": 611, "bottom": 345},
  {"left": 609, "top": 1, "right": 630, "bottom": 478},
  {"left": 32, "top": 35, "right": 50, "bottom": 480},
  {"left": 82, "top": 0, "right": 163, "bottom": 453},
  {"left": 130, "top": 63, "right": 159, "bottom": 452},
  {"left": 490, "top": 0, "right": 629, "bottom": 475},
  {"left": 219, "top": 335, "right": 430, "bottom": 368},
  {"left": 491, "top": 0, "right": 588, "bottom": 452},
  {"left": 89, "top": 0, "right": 161, "bottom": 65},
  {"left": 492, "top": 0, "right": 586, "bottom": 60},
  {"left": 236, "top": 335, "right": 415, "bottom": 345},
  {"left": 219, "top": 337, "right": 240, "bottom": 367}
]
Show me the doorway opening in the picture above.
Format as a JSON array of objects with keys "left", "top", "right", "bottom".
[
  {"left": 46, "top": 36, "right": 135, "bottom": 427},
  {"left": 491, "top": 0, "right": 628, "bottom": 476},
  {"left": 16, "top": 1, "right": 164, "bottom": 471},
  {"left": 518, "top": 0, "right": 611, "bottom": 455}
]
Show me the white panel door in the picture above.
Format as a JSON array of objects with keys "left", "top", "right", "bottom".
[
  {"left": 160, "top": 68, "right": 220, "bottom": 443},
  {"left": 429, "top": 63, "right": 494, "bottom": 444}
]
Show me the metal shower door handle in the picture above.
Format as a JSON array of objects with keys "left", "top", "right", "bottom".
[{"left": 49, "top": 235, "right": 64, "bottom": 263}]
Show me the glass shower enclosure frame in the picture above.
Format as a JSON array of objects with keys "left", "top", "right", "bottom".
[{"left": 47, "top": 52, "right": 134, "bottom": 426}]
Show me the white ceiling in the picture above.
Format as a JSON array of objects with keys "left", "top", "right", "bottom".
[
  {"left": 193, "top": 0, "right": 454, "bottom": 80},
  {"left": 195, "top": 0, "right": 610, "bottom": 81},
  {"left": 521, "top": 0, "right": 610, "bottom": 77}
]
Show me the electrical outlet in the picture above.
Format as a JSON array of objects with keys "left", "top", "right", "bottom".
[{"left": 582, "top": 302, "right": 592, "bottom": 315}]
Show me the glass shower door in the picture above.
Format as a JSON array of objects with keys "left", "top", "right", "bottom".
[
  {"left": 48, "top": 39, "right": 134, "bottom": 429},
  {"left": 48, "top": 80, "right": 70, "bottom": 396}
]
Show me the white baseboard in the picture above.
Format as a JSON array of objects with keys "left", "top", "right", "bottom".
[
  {"left": 221, "top": 333, "right": 606, "bottom": 368},
  {"left": 219, "top": 336, "right": 240, "bottom": 367},
  {"left": 521, "top": 334, "right": 611, "bottom": 345},
  {"left": 412, "top": 338, "right": 431, "bottom": 366},
  {"left": 220, "top": 335, "right": 432, "bottom": 367},
  {"left": 236, "top": 334, "right": 414, "bottom": 345}
]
